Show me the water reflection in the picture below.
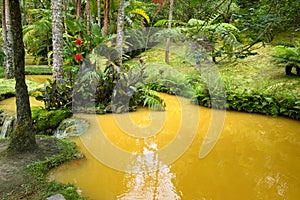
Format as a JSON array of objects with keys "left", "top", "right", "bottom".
[{"left": 118, "top": 139, "right": 181, "bottom": 200}]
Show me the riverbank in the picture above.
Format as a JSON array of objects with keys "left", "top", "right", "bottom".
[{"left": 0, "top": 137, "right": 85, "bottom": 200}]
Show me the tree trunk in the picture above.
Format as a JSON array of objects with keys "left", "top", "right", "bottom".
[
  {"left": 63, "top": 0, "right": 68, "bottom": 31},
  {"left": 3, "top": 0, "right": 14, "bottom": 79},
  {"left": 75, "top": 0, "right": 82, "bottom": 19},
  {"left": 165, "top": 0, "right": 174, "bottom": 64},
  {"left": 22, "top": 0, "right": 26, "bottom": 25},
  {"left": 116, "top": 0, "right": 124, "bottom": 68},
  {"left": 97, "top": 0, "right": 101, "bottom": 28},
  {"left": 103, "top": 0, "right": 110, "bottom": 36},
  {"left": 86, "top": 0, "right": 91, "bottom": 50},
  {"left": 8, "top": 0, "right": 37, "bottom": 153},
  {"left": 52, "top": 0, "right": 64, "bottom": 81}
]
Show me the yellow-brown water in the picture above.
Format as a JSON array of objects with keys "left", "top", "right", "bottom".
[
  {"left": 0, "top": 74, "right": 299, "bottom": 199},
  {"left": 46, "top": 93, "right": 300, "bottom": 200}
]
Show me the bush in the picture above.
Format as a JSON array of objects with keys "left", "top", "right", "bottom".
[
  {"left": 31, "top": 107, "right": 72, "bottom": 135},
  {"left": 271, "top": 45, "right": 300, "bottom": 76}
]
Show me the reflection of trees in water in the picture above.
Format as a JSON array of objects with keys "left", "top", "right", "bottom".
[{"left": 117, "top": 140, "right": 181, "bottom": 200}]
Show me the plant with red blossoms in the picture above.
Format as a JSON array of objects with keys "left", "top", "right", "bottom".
[
  {"left": 75, "top": 53, "right": 83, "bottom": 61},
  {"left": 75, "top": 38, "right": 83, "bottom": 45}
]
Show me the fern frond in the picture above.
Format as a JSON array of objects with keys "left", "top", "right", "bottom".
[{"left": 130, "top": 8, "right": 150, "bottom": 24}]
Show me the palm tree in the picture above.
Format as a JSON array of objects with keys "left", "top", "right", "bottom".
[
  {"left": 97, "top": 0, "right": 101, "bottom": 28},
  {"left": 165, "top": 0, "right": 174, "bottom": 64},
  {"left": 103, "top": 0, "right": 110, "bottom": 36},
  {"left": 8, "top": 0, "right": 37, "bottom": 153},
  {"left": 75, "top": 0, "right": 82, "bottom": 19},
  {"left": 86, "top": 0, "right": 92, "bottom": 50},
  {"left": 116, "top": 0, "right": 125, "bottom": 68},
  {"left": 2, "top": 0, "right": 14, "bottom": 79},
  {"left": 52, "top": 0, "right": 64, "bottom": 80}
]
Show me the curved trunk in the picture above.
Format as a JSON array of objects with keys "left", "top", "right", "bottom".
[{"left": 8, "top": 0, "right": 36, "bottom": 153}]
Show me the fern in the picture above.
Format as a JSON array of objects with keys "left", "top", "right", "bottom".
[
  {"left": 271, "top": 46, "right": 300, "bottom": 67},
  {"left": 130, "top": 8, "right": 150, "bottom": 24},
  {"left": 138, "top": 86, "right": 166, "bottom": 111}
]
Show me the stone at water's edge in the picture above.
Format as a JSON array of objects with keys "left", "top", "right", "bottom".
[
  {"left": 0, "top": 114, "right": 15, "bottom": 139},
  {"left": 54, "top": 118, "right": 89, "bottom": 139},
  {"left": 46, "top": 194, "right": 66, "bottom": 200}
]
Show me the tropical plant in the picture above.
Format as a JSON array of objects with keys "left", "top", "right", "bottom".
[
  {"left": 271, "top": 45, "right": 300, "bottom": 76},
  {"left": 23, "top": 8, "right": 52, "bottom": 64}
]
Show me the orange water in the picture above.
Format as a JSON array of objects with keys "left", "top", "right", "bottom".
[{"left": 46, "top": 93, "right": 300, "bottom": 200}]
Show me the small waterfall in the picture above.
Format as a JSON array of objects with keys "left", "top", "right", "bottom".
[
  {"left": 54, "top": 118, "right": 89, "bottom": 138},
  {"left": 0, "top": 115, "right": 15, "bottom": 139}
]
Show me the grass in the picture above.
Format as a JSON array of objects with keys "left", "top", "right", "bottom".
[
  {"left": 0, "top": 65, "right": 52, "bottom": 100},
  {"left": 0, "top": 65, "right": 52, "bottom": 78},
  {"left": 125, "top": 34, "right": 300, "bottom": 119},
  {"left": 0, "top": 137, "right": 85, "bottom": 200}
]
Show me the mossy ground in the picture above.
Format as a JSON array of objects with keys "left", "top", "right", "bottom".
[{"left": 0, "top": 137, "right": 85, "bottom": 200}]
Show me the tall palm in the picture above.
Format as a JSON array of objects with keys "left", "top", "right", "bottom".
[
  {"left": 116, "top": 0, "right": 124, "bottom": 68},
  {"left": 52, "top": 0, "right": 64, "bottom": 80},
  {"left": 165, "top": 0, "right": 174, "bottom": 64},
  {"left": 2, "top": 0, "right": 14, "bottom": 79},
  {"left": 103, "top": 0, "right": 110, "bottom": 36}
]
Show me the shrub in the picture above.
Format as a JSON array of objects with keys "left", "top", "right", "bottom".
[{"left": 271, "top": 45, "right": 300, "bottom": 76}]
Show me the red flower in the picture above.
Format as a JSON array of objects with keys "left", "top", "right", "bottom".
[
  {"left": 75, "top": 53, "right": 83, "bottom": 61},
  {"left": 75, "top": 39, "right": 82, "bottom": 45}
]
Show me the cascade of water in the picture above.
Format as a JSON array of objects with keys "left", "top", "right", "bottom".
[{"left": 0, "top": 115, "right": 15, "bottom": 139}]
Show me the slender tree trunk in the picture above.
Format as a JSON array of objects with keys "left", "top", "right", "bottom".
[
  {"left": 3, "top": 0, "right": 14, "bottom": 79},
  {"left": 1, "top": 0, "right": 7, "bottom": 71},
  {"left": 97, "top": 0, "right": 101, "bottom": 28},
  {"left": 103, "top": 0, "right": 110, "bottom": 36},
  {"left": 165, "top": 0, "right": 174, "bottom": 64},
  {"left": 22, "top": 0, "right": 26, "bottom": 25},
  {"left": 75, "top": 0, "right": 82, "bottom": 19},
  {"left": 8, "top": 0, "right": 37, "bottom": 153},
  {"left": 86, "top": 0, "right": 91, "bottom": 50},
  {"left": 63, "top": 0, "right": 68, "bottom": 32},
  {"left": 116, "top": 0, "right": 124, "bottom": 68},
  {"left": 52, "top": 0, "right": 64, "bottom": 80}
]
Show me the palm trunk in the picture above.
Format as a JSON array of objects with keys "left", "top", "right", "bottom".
[
  {"left": 165, "top": 0, "right": 174, "bottom": 64},
  {"left": 116, "top": 0, "right": 124, "bottom": 68},
  {"left": 75, "top": 0, "right": 81, "bottom": 19},
  {"left": 86, "top": 0, "right": 91, "bottom": 50},
  {"left": 52, "top": 0, "right": 64, "bottom": 80},
  {"left": 97, "top": 0, "right": 101, "bottom": 28},
  {"left": 3, "top": 0, "right": 14, "bottom": 79},
  {"left": 103, "top": 0, "right": 110, "bottom": 36},
  {"left": 8, "top": 0, "right": 36, "bottom": 153}
]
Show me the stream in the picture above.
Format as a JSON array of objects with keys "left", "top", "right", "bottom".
[{"left": 0, "top": 76, "right": 299, "bottom": 199}]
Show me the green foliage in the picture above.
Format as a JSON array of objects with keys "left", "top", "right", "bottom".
[
  {"left": 192, "top": 80, "right": 300, "bottom": 119},
  {"left": 136, "top": 85, "right": 166, "bottom": 110},
  {"left": 36, "top": 79, "right": 73, "bottom": 110},
  {"left": 23, "top": 9, "right": 52, "bottom": 62},
  {"left": 26, "top": 138, "right": 85, "bottom": 199},
  {"left": 271, "top": 45, "right": 300, "bottom": 75},
  {"left": 31, "top": 107, "right": 72, "bottom": 135}
]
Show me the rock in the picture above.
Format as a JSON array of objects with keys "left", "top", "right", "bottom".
[
  {"left": 54, "top": 118, "right": 89, "bottom": 138},
  {"left": 46, "top": 194, "right": 66, "bottom": 200}
]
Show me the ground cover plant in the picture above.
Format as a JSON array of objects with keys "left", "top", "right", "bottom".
[
  {"left": 125, "top": 35, "right": 300, "bottom": 119},
  {"left": 0, "top": 137, "right": 85, "bottom": 200}
]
